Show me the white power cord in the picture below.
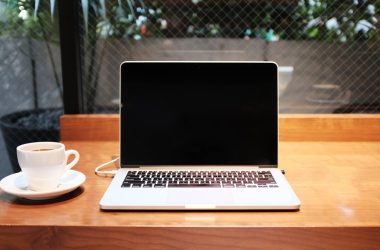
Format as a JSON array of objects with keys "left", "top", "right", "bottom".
[{"left": 95, "top": 157, "right": 120, "bottom": 177}]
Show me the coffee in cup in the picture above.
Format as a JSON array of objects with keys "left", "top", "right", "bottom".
[
  {"left": 32, "top": 148, "right": 54, "bottom": 152},
  {"left": 17, "top": 142, "right": 80, "bottom": 191}
]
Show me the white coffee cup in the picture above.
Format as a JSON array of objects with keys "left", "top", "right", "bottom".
[{"left": 17, "top": 142, "right": 80, "bottom": 191}]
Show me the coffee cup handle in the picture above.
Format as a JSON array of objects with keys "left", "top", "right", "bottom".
[{"left": 65, "top": 150, "right": 80, "bottom": 171}]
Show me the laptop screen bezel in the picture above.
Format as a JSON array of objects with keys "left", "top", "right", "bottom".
[{"left": 119, "top": 61, "right": 278, "bottom": 168}]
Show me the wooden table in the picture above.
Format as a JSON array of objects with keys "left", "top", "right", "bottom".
[{"left": 1, "top": 115, "right": 380, "bottom": 249}]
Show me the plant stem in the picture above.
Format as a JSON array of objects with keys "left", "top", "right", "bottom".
[
  {"left": 85, "top": 32, "right": 97, "bottom": 113},
  {"left": 84, "top": 4, "right": 107, "bottom": 113},
  {"left": 36, "top": 17, "right": 64, "bottom": 103},
  {"left": 92, "top": 38, "right": 107, "bottom": 103},
  {"left": 43, "top": 38, "right": 63, "bottom": 101},
  {"left": 28, "top": 38, "right": 39, "bottom": 109}
]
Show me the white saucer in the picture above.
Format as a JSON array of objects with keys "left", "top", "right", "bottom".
[{"left": 0, "top": 170, "right": 86, "bottom": 200}]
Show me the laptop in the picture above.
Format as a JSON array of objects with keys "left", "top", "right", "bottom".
[{"left": 100, "top": 61, "right": 300, "bottom": 210}]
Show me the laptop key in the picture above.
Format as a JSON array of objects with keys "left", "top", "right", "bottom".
[
  {"left": 223, "top": 184, "right": 234, "bottom": 188},
  {"left": 127, "top": 175, "right": 140, "bottom": 178},
  {"left": 124, "top": 178, "right": 140, "bottom": 181},
  {"left": 127, "top": 182, "right": 144, "bottom": 187},
  {"left": 154, "top": 184, "right": 166, "bottom": 188},
  {"left": 168, "top": 183, "right": 221, "bottom": 188}
]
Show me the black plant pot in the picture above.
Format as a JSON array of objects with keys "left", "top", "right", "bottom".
[{"left": 0, "top": 108, "right": 62, "bottom": 173}]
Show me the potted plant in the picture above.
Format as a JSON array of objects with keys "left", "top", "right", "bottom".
[
  {"left": 0, "top": 0, "right": 166, "bottom": 172},
  {"left": 0, "top": 0, "right": 63, "bottom": 172},
  {"left": 80, "top": 0, "right": 166, "bottom": 113}
]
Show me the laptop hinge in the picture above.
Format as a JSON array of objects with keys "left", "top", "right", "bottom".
[
  {"left": 124, "top": 165, "right": 141, "bottom": 168},
  {"left": 125, "top": 165, "right": 277, "bottom": 168},
  {"left": 259, "top": 165, "right": 285, "bottom": 175},
  {"left": 123, "top": 165, "right": 282, "bottom": 171},
  {"left": 258, "top": 165, "right": 277, "bottom": 168}
]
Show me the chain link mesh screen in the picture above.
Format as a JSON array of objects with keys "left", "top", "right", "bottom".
[
  {"left": 0, "top": 1, "right": 62, "bottom": 177},
  {"left": 0, "top": 0, "right": 379, "bottom": 177},
  {"left": 80, "top": 0, "right": 380, "bottom": 114}
]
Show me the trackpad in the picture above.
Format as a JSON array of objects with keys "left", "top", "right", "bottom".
[{"left": 167, "top": 189, "right": 234, "bottom": 205}]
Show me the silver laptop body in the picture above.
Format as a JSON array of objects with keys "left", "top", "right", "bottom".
[{"left": 100, "top": 61, "right": 300, "bottom": 210}]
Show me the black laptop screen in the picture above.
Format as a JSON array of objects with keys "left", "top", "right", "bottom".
[{"left": 120, "top": 62, "right": 278, "bottom": 166}]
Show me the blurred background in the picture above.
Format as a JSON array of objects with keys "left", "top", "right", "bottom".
[{"left": 0, "top": 0, "right": 379, "bottom": 178}]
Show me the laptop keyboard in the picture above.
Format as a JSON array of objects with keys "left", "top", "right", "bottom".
[{"left": 121, "top": 170, "right": 278, "bottom": 188}]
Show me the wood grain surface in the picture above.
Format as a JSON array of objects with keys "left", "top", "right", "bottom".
[
  {"left": 61, "top": 114, "right": 120, "bottom": 141},
  {"left": 60, "top": 114, "right": 380, "bottom": 141},
  {"left": 1, "top": 140, "right": 380, "bottom": 249},
  {"left": 0, "top": 227, "right": 379, "bottom": 250},
  {"left": 279, "top": 114, "right": 380, "bottom": 141}
]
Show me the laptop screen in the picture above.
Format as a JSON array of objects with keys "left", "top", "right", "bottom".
[{"left": 120, "top": 62, "right": 278, "bottom": 166}]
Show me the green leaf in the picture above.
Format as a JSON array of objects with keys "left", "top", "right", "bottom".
[
  {"left": 81, "top": 0, "right": 89, "bottom": 33},
  {"left": 308, "top": 27, "right": 319, "bottom": 38},
  {"left": 6, "top": 0, "right": 16, "bottom": 8},
  {"left": 127, "top": 0, "right": 136, "bottom": 19},
  {"left": 34, "top": 0, "right": 40, "bottom": 19},
  {"left": 50, "top": 0, "right": 56, "bottom": 21},
  {"left": 100, "top": 0, "right": 106, "bottom": 19}
]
